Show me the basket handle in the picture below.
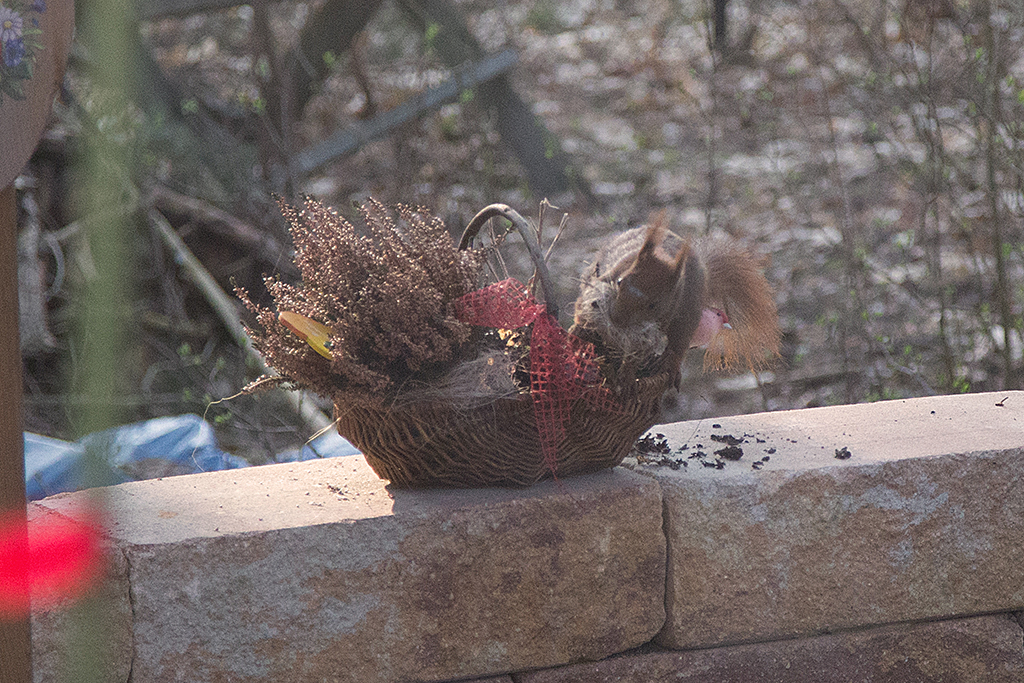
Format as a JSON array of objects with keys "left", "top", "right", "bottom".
[{"left": 459, "top": 204, "right": 559, "bottom": 319}]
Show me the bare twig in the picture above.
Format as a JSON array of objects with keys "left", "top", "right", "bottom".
[
  {"left": 149, "top": 185, "right": 294, "bottom": 274},
  {"left": 540, "top": 199, "right": 570, "bottom": 261},
  {"left": 17, "top": 189, "right": 57, "bottom": 355},
  {"left": 702, "top": 0, "right": 722, "bottom": 234},
  {"left": 980, "top": 1, "right": 1015, "bottom": 386},
  {"left": 460, "top": 204, "right": 559, "bottom": 318},
  {"left": 294, "top": 50, "right": 518, "bottom": 174}
]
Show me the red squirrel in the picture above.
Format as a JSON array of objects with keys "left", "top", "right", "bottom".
[{"left": 574, "top": 214, "right": 779, "bottom": 386}]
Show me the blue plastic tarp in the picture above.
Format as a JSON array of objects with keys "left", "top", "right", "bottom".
[{"left": 24, "top": 414, "right": 359, "bottom": 501}]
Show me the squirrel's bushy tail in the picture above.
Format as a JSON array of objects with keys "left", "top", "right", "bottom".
[{"left": 698, "top": 240, "right": 780, "bottom": 371}]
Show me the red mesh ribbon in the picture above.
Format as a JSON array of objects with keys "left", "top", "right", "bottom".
[{"left": 456, "top": 279, "right": 614, "bottom": 474}]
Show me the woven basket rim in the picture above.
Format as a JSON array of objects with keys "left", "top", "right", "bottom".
[{"left": 333, "top": 371, "right": 673, "bottom": 410}]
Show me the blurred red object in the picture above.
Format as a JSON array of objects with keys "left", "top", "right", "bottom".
[{"left": 0, "top": 507, "right": 105, "bottom": 618}]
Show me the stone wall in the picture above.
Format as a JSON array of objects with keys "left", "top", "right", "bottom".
[{"left": 30, "top": 391, "right": 1024, "bottom": 682}]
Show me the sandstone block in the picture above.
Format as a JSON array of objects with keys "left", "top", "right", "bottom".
[
  {"left": 518, "top": 615, "right": 1024, "bottom": 682},
  {"left": 39, "top": 457, "right": 665, "bottom": 683},
  {"left": 626, "top": 391, "right": 1024, "bottom": 648}
]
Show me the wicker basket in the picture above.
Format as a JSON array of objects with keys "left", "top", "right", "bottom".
[
  {"left": 242, "top": 201, "right": 678, "bottom": 488},
  {"left": 334, "top": 372, "right": 672, "bottom": 488},
  {"left": 322, "top": 203, "right": 681, "bottom": 488}
]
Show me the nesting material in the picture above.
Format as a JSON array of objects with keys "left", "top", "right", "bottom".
[
  {"left": 393, "top": 347, "right": 523, "bottom": 410},
  {"left": 572, "top": 276, "right": 668, "bottom": 364}
]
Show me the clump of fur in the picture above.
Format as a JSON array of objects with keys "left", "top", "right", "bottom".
[{"left": 235, "top": 197, "right": 486, "bottom": 400}]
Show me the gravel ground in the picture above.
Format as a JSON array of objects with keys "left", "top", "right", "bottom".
[{"left": 27, "top": 0, "right": 1022, "bottom": 456}]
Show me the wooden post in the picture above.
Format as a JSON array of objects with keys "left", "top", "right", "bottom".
[
  {"left": 0, "top": 2, "right": 74, "bottom": 675},
  {"left": 0, "top": 184, "right": 31, "bottom": 683}
]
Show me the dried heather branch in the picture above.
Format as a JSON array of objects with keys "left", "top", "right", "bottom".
[{"left": 237, "top": 198, "right": 486, "bottom": 400}]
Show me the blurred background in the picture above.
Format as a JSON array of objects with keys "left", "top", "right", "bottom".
[{"left": 17, "top": 0, "right": 1024, "bottom": 462}]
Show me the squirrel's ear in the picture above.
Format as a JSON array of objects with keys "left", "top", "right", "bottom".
[
  {"left": 639, "top": 224, "right": 663, "bottom": 258},
  {"left": 672, "top": 241, "right": 690, "bottom": 277}
]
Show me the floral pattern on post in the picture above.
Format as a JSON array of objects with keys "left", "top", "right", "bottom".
[{"left": 0, "top": 0, "right": 46, "bottom": 104}]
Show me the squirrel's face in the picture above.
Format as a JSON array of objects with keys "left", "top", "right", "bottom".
[
  {"left": 610, "top": 276, "right": 660, "bottom": 327},
  {"left": 609, "top": 249, "right": 681, "bottom": 327}
]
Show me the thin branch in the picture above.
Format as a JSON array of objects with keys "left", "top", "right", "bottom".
[
  {"left": 149, "top": 185, "right": 295, "bottom": 275},
  {"left": 459, "top": 204, "right": 559, "bottom": 318},
  {"left": 294, "top": 49, "right": 518, "bottom": 174},
  {"left": 148, "top": 207, "right": 332, "bottom": 433}
]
